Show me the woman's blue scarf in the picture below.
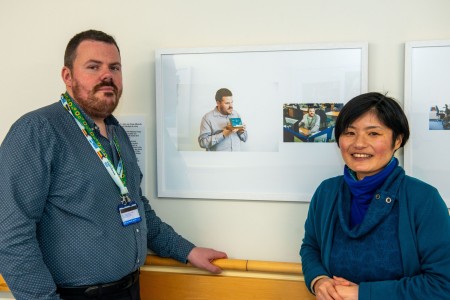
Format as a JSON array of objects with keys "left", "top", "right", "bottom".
[{"left": 343, "top": 157, "right": 398, "bottom": 228}]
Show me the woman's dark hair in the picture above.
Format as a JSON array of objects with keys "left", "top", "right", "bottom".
[
  {"left": 335, "top": 92, "right": 410, "bottom": 148},
  {"left": 64, "top": 30, "right": 120, "bottom": 70}
]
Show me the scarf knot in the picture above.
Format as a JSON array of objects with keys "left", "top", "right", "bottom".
[{"left": 344, "top": 157, "right": 398, "bottom": 228}]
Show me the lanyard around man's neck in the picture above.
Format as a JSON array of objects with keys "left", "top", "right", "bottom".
[{"left": 60, "top": 92, "right": 130, "bottom": 203}]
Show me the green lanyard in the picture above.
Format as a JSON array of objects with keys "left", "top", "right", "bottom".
[{"left": 60, "top": 93, "right": 130, "bottom": 201}]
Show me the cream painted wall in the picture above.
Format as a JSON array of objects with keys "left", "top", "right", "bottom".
[{"left": 1, "top": 3, "right": 449, "bottom": 294}]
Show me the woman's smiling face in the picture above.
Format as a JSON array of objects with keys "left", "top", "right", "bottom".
[{"left": 338, "top": 110, "right": 402, "bottom": 180}]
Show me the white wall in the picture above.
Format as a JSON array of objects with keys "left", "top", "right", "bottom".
[{"left": 1, "top": 2, "right": 450, "bottom": 296}]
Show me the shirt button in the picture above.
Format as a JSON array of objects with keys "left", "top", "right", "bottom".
[
  {"left": 375, "top": 194, "right": 381, "bottom": 199},
  {"left": 137, "top": 259, "right": 140, "bottom": 263},
  {"left": 386, "top": 197, "right": 392, "bottom": 204},
  {"left": 136, "top": 229, "right": 139, "bottom": 233}
]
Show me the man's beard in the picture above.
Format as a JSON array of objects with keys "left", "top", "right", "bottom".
[
  {"left": 219, "top": 107, "right": 232, "bottom": 115},
  {"left": 72, "top": 80, "right": 122, "bottom": 119}
]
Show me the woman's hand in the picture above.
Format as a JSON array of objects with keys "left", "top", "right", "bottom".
[
  {"left": 314, "top": 277, "right": 344, "bottom": 300},
  {"left": 333, "top": 276, "right": 358, "bottom": 300}
]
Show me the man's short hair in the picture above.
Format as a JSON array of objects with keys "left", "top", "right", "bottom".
[
  {"left": 215, "top": 88, "right": 233, "bottom": 102},
  {"left": 64, "top": 30, "right": 120, "bottom": 70}
]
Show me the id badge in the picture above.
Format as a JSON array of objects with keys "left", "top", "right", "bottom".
[{"left": 118, "top": 201, "right": 142, "bottom": 226}]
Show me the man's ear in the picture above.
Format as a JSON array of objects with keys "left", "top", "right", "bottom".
[{"left": 61, "top": 66, "right": 73, "bottom": 88}]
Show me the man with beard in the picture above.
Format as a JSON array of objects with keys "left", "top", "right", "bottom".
[
  {"left": 0, "top": 30, "right": 227, "bottom": 300},
  {"left": 198, "top": 88, "right": 248, "bottom": 151},
  {"left": 298, "top": 106, "right": 321, "bottom": 136}
]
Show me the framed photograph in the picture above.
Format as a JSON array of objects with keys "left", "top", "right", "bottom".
[
  {"left": 404, "top": 40, "right": 450, "bottom": 208},
  {"left": 156, "top": 43, "right": 368, "bottom": 201}
]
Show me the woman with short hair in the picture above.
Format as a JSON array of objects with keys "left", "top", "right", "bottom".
[{"left": 300, "top": 92, "right": 450, "bottom": 300}]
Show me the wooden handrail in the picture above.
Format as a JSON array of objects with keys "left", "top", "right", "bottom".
[
  {"left": 0, "top": 274, "right": 7, "bottom": 292},
  {"left": 145, "top": 255, "right": 303, "bottom": 275}
]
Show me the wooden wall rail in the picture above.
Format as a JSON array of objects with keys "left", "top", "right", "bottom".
[
  {"left": 1, "top": 255, "right": 315, "bottom": 299},
  {"left": 0, "top": 275, "right": 7, "bottom": 292},
  {"left": 146, "top": 255, "right": 303, "bottom": 275}
]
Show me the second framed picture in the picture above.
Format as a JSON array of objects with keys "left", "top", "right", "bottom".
[
  {"left": 156, "top": 43, "right": 368, "bottom": 201},
  {"left": 404, "top": 40, "right": 450, "bottom": 208}
]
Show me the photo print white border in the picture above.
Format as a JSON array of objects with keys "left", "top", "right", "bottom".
[
  {"left": 156, "top": 43, "right": 368, "bottom": 201},
  {"left": 404, "top": 40, "right": 450, "bottom": 207}
]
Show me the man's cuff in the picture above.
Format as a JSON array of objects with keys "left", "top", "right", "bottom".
[{"left": 174, "top": 239, "right": 196, "bottom": 264}]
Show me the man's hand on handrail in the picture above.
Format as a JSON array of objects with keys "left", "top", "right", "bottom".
[{"left": 187, "top": 247, "right": 228, "bottom": 274}]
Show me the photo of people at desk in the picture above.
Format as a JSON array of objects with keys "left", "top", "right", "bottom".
[
  {"left": 429, "top": 104, "right": 450, "bottom": 130},
  {"left": 283, "top": 102, "right": 343, "bottom": 143}
]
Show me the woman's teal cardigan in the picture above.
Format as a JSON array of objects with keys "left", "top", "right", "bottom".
[{"left": 300, "top": 166, "right": 450, "bottom": 299}]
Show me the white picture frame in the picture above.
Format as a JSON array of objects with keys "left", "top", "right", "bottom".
[
  {"left": 156, "top": 43, "right": 368, "bottom": 201},
  {"left": 404, "top": 40, "right": 450, "bottom": 208}
]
